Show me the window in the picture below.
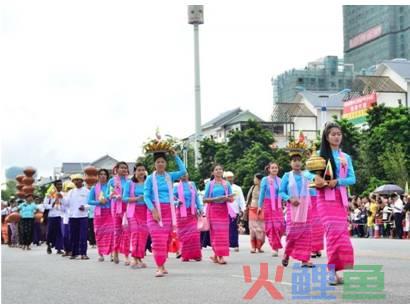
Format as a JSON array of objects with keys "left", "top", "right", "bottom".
[
  {"left": 297, "top": 77, "right": 304, "bottom": 84},
  {"left": 318, "top": 79, "right": 325, "bottom": 88},
  {"left": 273, "top": 125, "right": 284, "bottom": 135}
]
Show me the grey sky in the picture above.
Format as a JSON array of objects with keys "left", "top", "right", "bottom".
[{"left": 0, "top": 0, "right": 381, "bottom": 179}]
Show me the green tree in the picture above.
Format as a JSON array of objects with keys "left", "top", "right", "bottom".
[
  {"left": 1, "top": 180, "right": 17, "bottom": 201},
  {"left": 379, "top": 143, "right": 408, "bottom": 189},
  {"left": 351, "top": 105, "right": 410, "bottom": 195}
]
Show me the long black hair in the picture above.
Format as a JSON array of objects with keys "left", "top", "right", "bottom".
[
  {"left": 319, "top": 122, "right": 342, "bottom": 179},
  {"left": 132, "top": 163, "right": 146, "bottom": 183},
  {"left": 98, "top": 168, "right": 110, "bottom": 182}
]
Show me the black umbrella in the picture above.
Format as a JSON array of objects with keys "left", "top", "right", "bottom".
[{"left": 373, "top": 184, "right": 404, "bottom": 195}]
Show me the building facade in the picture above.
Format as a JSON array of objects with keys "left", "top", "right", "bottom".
[
  {"left": 272, "top": 56, "right": 354, "bottom": 104},
  {"left": 271, "top": 91, "right": 346, "bottom": 147},
  {"left": 343, "top": 5, "right": 410, "bottom": 72}
]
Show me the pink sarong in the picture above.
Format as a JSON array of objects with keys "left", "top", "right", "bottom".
[
  {"left": 119, "top": 223, "right": 130, "bottom": 257},
  {"left": 263, "top": 199, "right": 284, "bottom": 251},
  {"left": 310, "top": 196, "right": 324, "bottom": 252},
  {"left": 284, "top": 202, "right": 312, "bottom": 262},
  {"left": 317, "top": 188, "right": 354, "bottom": 271},
  {"left": 176, "top": 208, "right": 201, "bottom": 260},
  {"left": 147, "top": 204, "right": 172, "bottom": 267},
  {"left": 112, "top": 210, "right": 127, "bottom": 253},
  {"left": 93, "top": 208, "right": 114, "bottom": 256},
  {"left": 208, "top": 203, "right": 229, "bottom": 257},
  {"left": 128, "top": 205, "right": 148, "bottom": 258}
]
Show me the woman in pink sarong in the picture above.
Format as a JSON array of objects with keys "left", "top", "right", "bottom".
[
  {"left": 306, "top": 122, "right": 356, "bottom": 285},
  {"left": 123, "top": 163, "right": 149, "bottom": 269},
  {"left": 203, "top": 164, "right": 235, "bottom": 265},
  {"left": 257, "top": 162, "right": 285, "bottom": 257},
  {"left": 106, "top": 162, "right": 130, "bottom": 265},
  {"left": 88, "top": 169, "right": 113, "bottom": 262},
  {"left": 305, "top": 149, "right": 324, "bottom": 259},
  {"left": 310, "top": 193, "right": 324, "bottom": 258},
  {"left": 144, "top": 151, "right": 187, "bottom": 277},
  {"left": 173, "top": 173, "right": 203, "bottom": 262},
  {"left": 279, "top": 153, "right": 314, "bottom": 268}
]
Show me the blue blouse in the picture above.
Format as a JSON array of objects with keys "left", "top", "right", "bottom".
[
  {"left": 204, "top": 180, "right": 233, "bottom": 203},
  {"left": 105, "top": 176, "right": 129, "bottom": 200},
  {"left": 279, "top": 171, "right": 310, "bottom": 202},
  {"left": 123, "top": 181, "right": 145, "bottom": 205},
  {"left": 304, "top": 149, "right": 356, "bottom": 186},
  {"left": 173, "top": 181, "right": 202, "bottom": 211},
  {"left": 258, "top": 176, "right": 280, "bottom": 208},
  {"left": 88, "top": 183, "right": 111, "bottom": 208},
  {"left": 144, "top": 155, "right": 187, "bottom": 211},
  {"left": 18, "top": 202, "right": 38, "bottom": 218}
]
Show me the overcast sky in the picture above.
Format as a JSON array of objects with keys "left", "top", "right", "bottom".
[{"left": 0, "top": 0, "right": 389, "bottom": 179}]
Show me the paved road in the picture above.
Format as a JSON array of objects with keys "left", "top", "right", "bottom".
[{"left": 2, "top": 236, "right": 409, "bottom": 303}]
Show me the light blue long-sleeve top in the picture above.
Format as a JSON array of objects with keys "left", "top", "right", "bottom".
[
  {"left": 258, "top": 176, "right": 280, "bottom": 208},
  {"left": 144, "top": 155, "right": 187, "bottom": 211},
  {"left": 279, "top": 171, "right": 310, "bottom": 202},
  {"left": 173, "top": 181, "right": 203, "bottom": 211},
  {"left": 123, "top": 181, "right": 145, "bottom": 205},
  {"left": 204, "top": 180, "right": 233, "bottom": 203},
  {"left": 304, "top": 149, "right": 356, "bottom": 186},
  {"left": 88, "top": 183, "right": 111, "bottom": 208},
  {"left": 105, "top": 176, "right": 129, "bottom": 200}
]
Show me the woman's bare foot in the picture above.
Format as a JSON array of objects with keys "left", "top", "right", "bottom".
[
  {"left": 210, "top": 255, "right": 218, "bottom": 263},
  {"left": 217, "top": 256, "right": 227, "bottom": 265}
]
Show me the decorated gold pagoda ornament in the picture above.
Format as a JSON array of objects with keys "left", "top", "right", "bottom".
[
  {"left": 143, "top": 128, "right": 176, "bottom": 154},
  {"left": 285, "top": 131, "right": 308, "bottom": 157},
  {"left": 305, "top": 144, "right": 327, "bottom": 187}
]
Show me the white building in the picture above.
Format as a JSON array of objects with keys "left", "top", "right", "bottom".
[
  {"left": 57, "top": 155, "right": 135, "bottom": 179},
  {"left": 184, "top": 108, "right": 270, "bottom": 144},
  {"left": 342, "top": 59, "right": 409, "bottom": 127},
  {"left": 271, "top": 91, "right": 346, "bottom": 147},
  {"left": 375, "top": 59, "right": 410, "bottom": 108}
]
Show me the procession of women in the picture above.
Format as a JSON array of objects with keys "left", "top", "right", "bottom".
[{"left": 3, "top": 122, "right": 356, "bottom": 284}]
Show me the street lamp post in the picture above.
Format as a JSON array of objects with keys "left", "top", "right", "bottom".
[{"left": 188, "top": 5, "right": 204, "bottom": 168}]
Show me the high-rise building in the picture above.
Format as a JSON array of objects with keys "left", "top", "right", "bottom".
[
  {"left": 343, "top": 5, "right": 410, "bottom": 72},
  {"left": 272, "top": 56, "right": 354, "bottom": 103}
]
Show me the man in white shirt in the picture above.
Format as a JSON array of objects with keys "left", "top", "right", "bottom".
[
  {"left": 392, "top": 193, "right": 404, "bottom": 239},
  {"left": 43, "top": 180, "right": 64, "bottom": 255},
  {"left": 63, "top": 174, "right": 90, "bottom": 259},
  {"left": 224, "top": 171, "right": 245, "bottom": 252}
]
